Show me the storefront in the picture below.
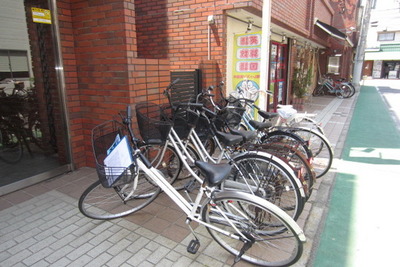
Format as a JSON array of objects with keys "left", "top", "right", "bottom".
[
  {"left": 0, "top": 0, "right": 71, "bottom": 195},
  {"left": 364, "top": 45, "right": 400, "bottom": 79}
]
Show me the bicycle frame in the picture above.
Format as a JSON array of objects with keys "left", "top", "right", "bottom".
[{"left": 136, "top": 155, "right": 250, "bottom": 240}]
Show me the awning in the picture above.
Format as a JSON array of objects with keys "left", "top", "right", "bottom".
[{"left": 314, "top": 19, "right": 354, "bottom": 47}]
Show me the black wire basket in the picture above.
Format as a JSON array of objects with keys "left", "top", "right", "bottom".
[
  {"left": 214, "top": 106, "right": 245, "bottom": 131},
  {"left": 170, "top": 105, "right": 200, "bottom": 139},
  {"left": 136, "top": 102, "right": 173, "bottom": 144},
  {"left": 92, "top": 120, "right": 137, "bottom": 188}
]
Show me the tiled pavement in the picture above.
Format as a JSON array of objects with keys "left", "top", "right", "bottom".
[{"left": 0, "top": 89, "right": 359, "bottom": 267}]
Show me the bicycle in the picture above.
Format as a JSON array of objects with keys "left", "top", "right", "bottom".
[
  {"left": 79, "top": 104, "right": 306, "bottom": 266},
  {"left": 312, "top": 75, "right": 354, "bottom": 98}
]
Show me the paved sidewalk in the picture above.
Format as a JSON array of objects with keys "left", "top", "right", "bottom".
[{"left": 0, "top": 91, "right": 359, "bottom": 267}]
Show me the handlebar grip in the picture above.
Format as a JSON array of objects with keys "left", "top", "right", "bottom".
[
  {"left": 228, "top": 97, "right": 254, "bottom": 104},
  {"left": 202, "top": 107, "right": 217, "bottom": 117},
  {"left": 171, "top": 78, "right": 180, "bottom": 85}
]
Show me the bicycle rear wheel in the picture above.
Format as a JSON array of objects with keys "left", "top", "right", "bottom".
[
  {"left": 79, "top": 170, "right": 161, "bottom": 220},
  {"left": 0, "top": 129, "right": 23, "bottom": 164},
  {"left": 202, "top": 191, "right": 304, "bottom": 266},
  {"left": 338, "top": 84, "right": 352, "bottom": 98},
  {"left": 257, "top": 143, "right": 315, "bottom": 200}
]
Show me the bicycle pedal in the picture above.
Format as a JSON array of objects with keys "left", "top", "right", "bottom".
[
  {"left": 187, "top": 239, "right": 200, "bottom": 254},
  {"left": 184, "top": 179, "right": 197, "bottom": 192}
]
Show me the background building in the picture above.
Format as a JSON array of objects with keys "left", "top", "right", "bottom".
[{"left": 363, "top": 0, "right": 400, "bottom": 79}]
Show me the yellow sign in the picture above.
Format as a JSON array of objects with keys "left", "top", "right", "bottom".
[
  {"left": 32, "top": 7, "right": 52, "bottom": 24},
  {"left": 232, "top": 32, "right": 261, "bottom": 103}
]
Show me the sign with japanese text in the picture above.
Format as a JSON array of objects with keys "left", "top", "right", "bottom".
[
  {"left": 232, "top": 32, "right": 261, "bottom": 103},
  {"left": 32, "top": 7, "right": 52, "bottom": 24}
]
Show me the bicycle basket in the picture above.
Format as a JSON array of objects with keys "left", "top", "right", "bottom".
[
  {"left": 136, "top": 102, "right": 172, "bottom": 144},
  {"left": 214, "top": 106, "right": 245, "bottom": 131},
  {"left": 169, "top": 104, "right": 200, "bottom": 139},
  {"left": 92, "top": 120, "right": 137, "bottom": 188}
]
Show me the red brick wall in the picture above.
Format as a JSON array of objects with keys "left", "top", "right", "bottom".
[
  {"left": 57, "top": 0, "right": 173, "bottom": 167},
  {"left": 135, "top": 0, "right": 262, "bottom": 72},
  {"left": 271, "top": 0, "right": 309, "bottom": 36}
]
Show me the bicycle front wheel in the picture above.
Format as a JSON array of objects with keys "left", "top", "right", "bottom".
[
  {"left": 289, "top": 128, "right": 333, "bottom": 178},
  {"left": 0, "top": 129, "right": 23, "bottom": 164},
  {"left": 79, "top": 170, "right": 161, "bottom": 220},
  {"left": 141, "top": 144, "right": 181, "bottom": 183},
  {"left": 202, "top": 191, "right": 304, "bottom": 266},
  {"left": 227, "top": 152, "right": 305, "bottom": 221}
]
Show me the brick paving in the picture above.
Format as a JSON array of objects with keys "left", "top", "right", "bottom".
[{"left": 0, "top": 90, "right": 360, "bottom": 267}]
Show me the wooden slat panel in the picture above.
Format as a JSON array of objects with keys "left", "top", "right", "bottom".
[{"left": 170, "top": 70, "right": 201, "bottom": 104}]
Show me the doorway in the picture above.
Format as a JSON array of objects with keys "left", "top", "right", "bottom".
[{"left": 0, "top": 0, "right": 71, "bottom": 195}]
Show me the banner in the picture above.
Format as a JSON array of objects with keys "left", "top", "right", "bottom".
[{"left": 232, "top": 32, "right": 261, "bottom": 103}]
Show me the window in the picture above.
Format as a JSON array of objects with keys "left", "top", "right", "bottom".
[
  {"left": 327, "top": 56, "right": 340, "bottom": 74},
  {"left": 378, "top": 32, "right": 395, "bottom": 41},
  {"left": 0, "top": 50, "right": 29, "bottom": 80}
]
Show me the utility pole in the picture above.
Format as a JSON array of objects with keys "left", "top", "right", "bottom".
[
  {"left": 259, "top": 0, "right": 271, "bottom": 110},
  {"left": 352, "top": 0, "right": 373, "bottom": 88}
]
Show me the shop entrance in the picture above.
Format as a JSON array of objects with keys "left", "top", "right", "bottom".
[
  {"left": 0, "top": 0, "right": 70, "bottom": 195},
  {"left": 268, "top": 42, "right": 288, "bottom": 111}
]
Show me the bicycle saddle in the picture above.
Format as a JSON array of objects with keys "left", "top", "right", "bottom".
[
  {"left": 258, "top": 110, "right": 278, "bottom": 120},
  {"left": 216, "top": 131, "right": 243, "bottom": 146},
  {"left": 248, "top": 120, "right": 272, "bottom": 131},
  {"left": 194, "top": 161, "right": 232, "bottom": 187},
  {"left": 229, "top": 128, "right": 257, "bottom": 142}
]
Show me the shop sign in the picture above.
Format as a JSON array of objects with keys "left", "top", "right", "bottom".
[
  {"left": 232, "top": 32, "right": 261, "bottom": 104},
  {"left": 32, "top": 7, "right": 52, "bottom": 24}
]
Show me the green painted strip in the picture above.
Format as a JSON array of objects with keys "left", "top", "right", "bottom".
[{"left": 313, "top": 86, "right": 400, "bottom": 266}]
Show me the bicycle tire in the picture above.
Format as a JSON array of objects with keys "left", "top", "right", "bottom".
[
  {"left": 202, "top": 190, "right": 305, "bottom": 266},
  {"left": 347, "top": 82, "right": 356, "bottom": 97},
  {"left": 299, "top": 117, "right": 325, "bottom": 136},
  {"left": 0, "top": 129, "right": 23, "bottom": 164},
  {"left": 261, "top": 130, "right": 313, "bottom": 160},
  {"left": 312, "top": 85, "right": 324, "bottom": 96},
  {"left": 288, "top": 128, "right": 333, "bottom": 178},
  {"left": 226, "top": 151, "right": 305, "bottom": 221},
  {"left": 174, "top": 143, "right": 201, "bottom": 188},
  {"left": 141, "top": 143, "right": 182, "bottom": 182},
  {"left": 79, "top": 170, "right": 161, "bottom": 220},
  {"left": 338, "top": 84, "right": 352, "bottom": 98}
]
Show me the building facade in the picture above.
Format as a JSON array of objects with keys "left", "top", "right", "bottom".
[
  {"left": 363, "top": 0, "right": 400, "bottom": 79},
  {"left": 0, "top": 0, "right": 360, "bottom": 194}
]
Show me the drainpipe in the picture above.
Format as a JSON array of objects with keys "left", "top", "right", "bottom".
[
  {"left": 259, "top": 0, "right": 271, "bottom": 110},
  {"left": 208, "top": 15, "right": 215, "bottom": 60},
  {"left": 353, "top": 0, "right": 372, "bottom": 88}
]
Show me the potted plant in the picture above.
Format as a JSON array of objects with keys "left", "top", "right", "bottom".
[{"left": 292, "top": 66, "right": 312, "bottom": 110}]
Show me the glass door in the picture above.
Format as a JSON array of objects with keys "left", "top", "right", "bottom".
[
  {"left": 268, "top": 42, "right": 287, "bottom": 111},
  {"left": 0, "top": 0, "right": 70, "bottom": 195}
]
